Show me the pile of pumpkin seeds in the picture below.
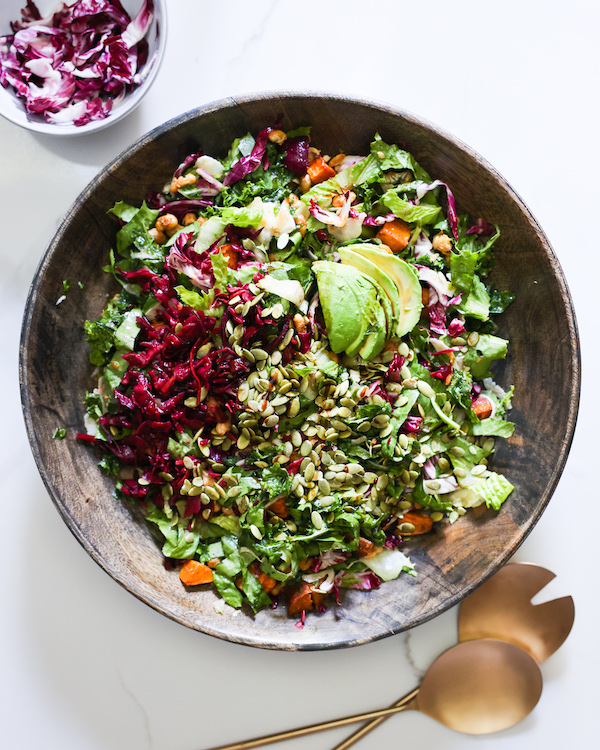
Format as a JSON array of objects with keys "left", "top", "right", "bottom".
[{"left": 181, "top": 311, "right": 499, "bottom": 530}]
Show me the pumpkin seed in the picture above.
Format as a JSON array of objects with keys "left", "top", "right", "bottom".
[
  {"left": 318, "top": 478, "right": 331, "bottom": 494},
  {"left": 220, "top": 474, "right": 238, "bottom": 486},
  {"left": 237, "top": 429, "right": 250, "bottom": 450},
  {"left": 318, "top": 495, "right": 335, "bottom": 507},
  {"left": 347, "top": 463, "right": 363, "bottom": 475},
  {"left": 288, "top": 397, "right": 300, "bottom": 418},
  {"left": 281, "top": 329, "right": 295, "bottom": 348},
  {"left": 376, "top": 474, "right": 389, "bottom": 491},
  {"left": 300, "top": 440, "right": 313, "bottom": 457}
]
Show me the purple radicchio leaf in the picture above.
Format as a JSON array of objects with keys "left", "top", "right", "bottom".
[{"left": 223, "top": 125, "right": 273, "bottom": 186}]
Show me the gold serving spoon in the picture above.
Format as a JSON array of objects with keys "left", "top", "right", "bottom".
[
  {"left": 333, "top": 562, "right": 575, "bottom": 750},
  {"left": 203, "top": 638, "right": 543, "bottom": 750}
]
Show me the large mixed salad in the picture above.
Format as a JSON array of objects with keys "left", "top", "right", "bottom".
[{"left": 78, "top": 122, "right": 515, "bottom": 622}]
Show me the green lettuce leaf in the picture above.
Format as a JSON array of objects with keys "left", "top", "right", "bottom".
[
  {"left": 219, "top": 205, "right": 263, "bottom": 227},
  {"left": 457, "top": 275, "right": 490, "bottom": 320},
  {"left": 108, "top": 201, "right": 138, "bottom": 223},
  {"left": 212, "top": 570, "right": 243, "bottom": 608},
  {"left": 113, "top": 308, "right": 141, "bottom": 350},
  {"left": 211, "top": 251, "right": 230, "bottom": 292},
  {"left": 241, "top": 567, "right": 272, "bottom": 612},
  {"left": 175, "top": 285, "right": 215, "bottom": 311},
  {"left": 114, "top": 202, "right": 159, "bottom": 255},
  {"left": 463, "top": 334, "right": 509, "bottom": 379},
  {"left": 380, "top": 191, "right": 442, "bottom": 224},
  {"left": 470, "top": 472, "right": 514, "bottom": 511},
  {"left": 146, "top": 506, "right": 200, "bottom": 559},
  {"left": 194, "top": 217, "right": 226, "bottom": 253},
  {"left": 471, "top": 418, "right": 515, "bottom": 438},
  {"left": 370, "top": 133, "right": 431, "bottom": 182}
]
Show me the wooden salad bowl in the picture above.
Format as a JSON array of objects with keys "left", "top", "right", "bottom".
[{"left": 19, "top": 93, "right": 580, "bottom": 649}]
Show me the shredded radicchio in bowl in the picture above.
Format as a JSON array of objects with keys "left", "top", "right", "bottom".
[{"left": 0, "top": 0, "right": 155, "bottom": 126}]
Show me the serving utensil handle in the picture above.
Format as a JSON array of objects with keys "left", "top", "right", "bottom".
[
  {"left": 331, "top": 691, "right": 415, "bottom": 750},
  {"left": 203, "top": 688, "right": 419, "bottom": 750}
]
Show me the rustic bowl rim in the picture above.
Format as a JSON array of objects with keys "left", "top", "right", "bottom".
[{"left": 19, "top": 91, "right": 581, "bottom": 649}]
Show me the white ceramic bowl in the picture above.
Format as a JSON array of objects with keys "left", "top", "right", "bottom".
[{"left": 0, "top": 0, "right": 166, "bottom": 135}]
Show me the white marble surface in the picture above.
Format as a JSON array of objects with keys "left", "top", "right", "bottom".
[{"left": 1, "top": 1, "right": 598, "bottom": 748}]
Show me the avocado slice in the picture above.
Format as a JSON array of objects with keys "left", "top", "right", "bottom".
[
  {"left": 339, "top": 247, "right": 401, "bottom": 326},
  {"left": 359, "top": 286, "right": 388, "bottom": 360},
  {"left": 344, "top": 243, "right": 423, "bottom": 337},
  {"left": 312, "top": 261, "right": 380, "bottom": 354},
  {"left": 345, "top": 276, "right": 386, "bottom": 358}
]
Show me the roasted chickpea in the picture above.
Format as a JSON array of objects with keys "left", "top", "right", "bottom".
[
  {"left": 149, "top": 227, "right": 167, "bottom": 245},
  {"left": 267, "top": 128, "right": 287, "bottom": 145},
  {"left": 432, "top": 232, "right": 453, "bottom": 255},
  {"left": 155, "top": 213, "right": 178, "bottom": 232}
]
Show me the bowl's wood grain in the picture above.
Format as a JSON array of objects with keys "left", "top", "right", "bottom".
[{"left": 19, "top": 93, "right": 580, "bottom": 649}]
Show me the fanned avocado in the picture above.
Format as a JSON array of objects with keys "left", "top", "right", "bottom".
[
  {"left": 339, "top": 247, "right": 401, "bottom": 324},
  {"left": 312, "top": 261, "right": 380, "bottom": 355},
  {"left": 343, "top": 243, "right": 423, "bottom": 337}
]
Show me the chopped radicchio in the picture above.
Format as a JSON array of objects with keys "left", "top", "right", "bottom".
[
  {"left": 466, "top": 217, "right": 495, "bottom": 236},
  {"left": 362, "top": 212, "right": 396, "bottom": 227},
  {"left": 223, "top": 125, "right": 274, "bottom": 186},
  {"left": 0, "top": 0, "right": 156, "bottom": 126},
  {"left": 416, "top": 179, "right": 459, "bottom": 240}
]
